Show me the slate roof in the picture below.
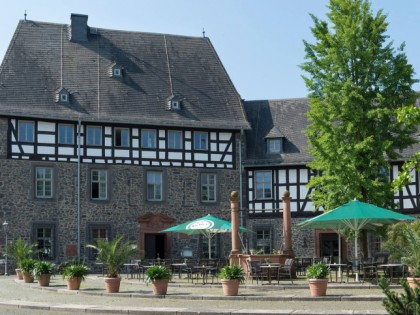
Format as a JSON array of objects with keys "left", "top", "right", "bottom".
[
  {"left": 243, "top": 98, "right": 312, "bottom": 166},
  {"left": 0, "top": 17, "right": 250, "bottom": 130},
  {"left": 243, "top": 98, "right": 420, "bottom": 167}
]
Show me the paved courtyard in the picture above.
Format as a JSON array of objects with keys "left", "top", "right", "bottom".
[{"left": 0, "top": 274, "right": 399, "bottom": 314}]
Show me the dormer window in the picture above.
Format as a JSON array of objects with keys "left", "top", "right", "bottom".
[
  {"left": 267, "top": 138, "right": 283, "bottom": 154},
  {"left": 171, "top": 100, "right": 180, "bottom": 109},
  {"left": 109, "top": 63, "right": 123, "bottom": 78},
  {"left": 113, "top": 68, "right": 122, "bottom": 77},
  {"left": 166, "top": 95, "right": 182, "bottom": 110},
  {"left": 56, "top": 88, "right": 70, "bottom": 104}
]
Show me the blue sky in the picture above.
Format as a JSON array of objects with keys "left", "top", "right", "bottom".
[{"left": 1, "top": 0, "right": 419, "bottom": 100}]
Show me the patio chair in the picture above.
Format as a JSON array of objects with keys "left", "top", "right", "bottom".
[
  {"left": 361, "top": 252, "right": 389, "bottom": 284},
  {"left": 276, "top": 258, "right": 294, "bottom": 284},
  {"left": 182, "top": 261, "right": 201, "bottom": 283},
  {"left": 247, "top": 260, "right": 264, "bottom": 284}
]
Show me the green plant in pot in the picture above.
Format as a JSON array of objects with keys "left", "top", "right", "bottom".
[
  {"left": 19, "top": 258, "right": 37, "bottom": 283},
  {"left": 61, "top": 261, "right": 89, "bottom": 290},
  {"left": 383, "top": 221, "right": 420, "bottom": 288},
  {"left": 32, "top": 260, "right": 55, "bottom": 286},
  {"left": 218, "top": 264, "right": 245, "bottom": 296},
  {"left": 306, "top": 262, "right": 330, "bottom": 297},
  {"left": 145, "top": 265, "right": 172, "bottom": 295},
  {"left": 87, "top": 235, "right": 138, "bottom": 293},
  {"left": 5, "top": 238, "right": 38, "bottom": 280}
]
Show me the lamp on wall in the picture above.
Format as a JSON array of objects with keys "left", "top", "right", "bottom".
[{"left": 2, "top": 221, "right": 8, "bottom": 276}]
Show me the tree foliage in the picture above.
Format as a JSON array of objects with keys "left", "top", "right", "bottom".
[{"left": 301, "top": 0, "right": 418, "bottom": 211}]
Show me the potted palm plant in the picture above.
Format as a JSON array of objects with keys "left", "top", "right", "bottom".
[
  {"left": 61, "top": 261, "right": 89, "bottom": 290},
  {"left": 5, "top": 238, "right": 38, "bottom": 280},
  {"left": 218, "top": 264, "right": 245, "bottom": 296},
  {"left": 306, "top": 262, "right": 330, "bottom": 296},
  {"left": 383, "top": 221, "right": 420, "bottom": 288},
  {"left": 145, "top": 265, "right": 172, "bottom": 295},
  {"left": 19, "top": 258, "right": 37, "bottom": 283},
  {"left": 32, "top": 260, "right": 55, "bottom": 286},
  {"left": 87, "top": 235, "right": 138, "bottom": 293}
]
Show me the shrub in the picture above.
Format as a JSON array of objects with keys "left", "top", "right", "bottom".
[
  {"left": 218, "top": 264, "right": 245, "bottom": 282},
  {"left": 145, "top": 265, "right": 172, "bottom": 284},
  {"left": 306, "top": 263, "right": 330, "bottom": 279},
  {"left": 32, "top": 260, "right": 55, "bottom": 278}
]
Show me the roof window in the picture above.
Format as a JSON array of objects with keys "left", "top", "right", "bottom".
[
  {"left": 166, "top": 95, "right": 182, "bottom": 110},
  {"left": 56, "top": 88, "right": 70, "bottom": 104},
  {"left": 109, "top": 63, "right": 123, "bottom": 78}
]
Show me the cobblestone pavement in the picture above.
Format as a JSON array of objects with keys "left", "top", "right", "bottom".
[{"left": 0, "top": 275, "right": 396, "bottom": 315}]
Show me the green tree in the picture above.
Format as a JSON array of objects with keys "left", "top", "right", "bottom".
[{"left": 301, "top": 0, "right": 418, "bottom": 212}]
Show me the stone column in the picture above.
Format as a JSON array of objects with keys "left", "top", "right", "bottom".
[
  {"left": 282, "top": 190, "right": 295, "bottom": 257},
  {"left": 230, "top": 191, "right": 241, "bottom": 256}
]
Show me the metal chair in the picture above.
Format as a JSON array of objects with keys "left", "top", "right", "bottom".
[
  {"left": 276, "top": 258, "right": 294, "bottom": 284},
  {"left": 247, "top": 260, "right": 263, "bottom": 284}
]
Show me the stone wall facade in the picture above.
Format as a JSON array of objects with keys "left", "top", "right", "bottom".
[{"left": 0, "top": 130, "right": 243, "bottom": 265}]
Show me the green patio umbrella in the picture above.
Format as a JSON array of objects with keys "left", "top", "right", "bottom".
[
  {"left": 298, "top": 200, "right": 416, "bottom": 281},
  {"left": 161, "top": 214, "right": 252, "bottom": 259}
]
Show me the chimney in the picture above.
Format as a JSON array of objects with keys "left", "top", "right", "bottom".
[{"left": 70, "top": 13, "right": 88, "bottom": 42}]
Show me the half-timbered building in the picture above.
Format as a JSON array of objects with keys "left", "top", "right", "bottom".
[
  {"left": 0, "top": 14, "right": 250, "bottom": 263},
  {"left": 242, "top": 98, "right": 420, "bottom": 261},
  {"left": 1, "top": 13, "right": 419, "bottom": 267}
]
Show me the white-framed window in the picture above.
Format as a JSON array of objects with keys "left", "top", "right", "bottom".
[
  {"left": 18, "top": 121, "right": 34, "bottom": 142},
  {"left": 141, "top": 129, "right": 156, "bottom": 148},
  {"left": 256, "top": 228, "right": 272, "bottom": 254},
  {"left": 168, "top": 130, "right": 182, "bottom": 149},
  {"left": 35, "top": 167, "right": 53, "bottom": 198},
  {"left": 92, "top": 227, "right": 108, "bottom": 243},
  {"left": 89, "top": 225, "right": 110, "bottom": 259},
  {"left": 35, "top": 226, "right": 54, "bottom": 260},
  {"left": 147, "top": 171, "right": 162, "bottom": 201},
  {"left": 201, "top": 174, "right": 216, "bottom": 202},
  {"left": 255, "top": 171, "right": 272, "bottom": 199},
  {"left": 87, "top": 126, "right": 102, "bottom": 146},
  {"left": 58, "top": 124, "right": 74, "bottom": 145},
  {"left": 91, "top": 169, "right": 107, "bottom": 200},
  {"left": 194, "top": 132, "right": 208, "bottom": 150},
  {"left": 171, "top": 100, "right": 180, "bottom": 109},
  {"left": 115, "top": 127, "right": 129, "bottom": 147},
  {"left": 267, "top": 138, "right": 282, "bottom": 154},
  {"left": 113, "top": 68, "right": 122, "bottom": 77},
  {"left": 60, "top": 93, "right": 68, "bottom": 102}
]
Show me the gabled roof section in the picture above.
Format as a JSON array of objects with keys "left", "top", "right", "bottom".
[
  {"left": 0, "top": 16, "right": 250, "bottom": 131},
  {"left": 265, "top": 126, "right": 285, "bottom": 139},
  {"left": 243, "top": 98, "right": 312, "bottom": 166}
]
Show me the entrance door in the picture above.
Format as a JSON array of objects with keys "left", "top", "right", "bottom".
[
  {"left": 320, "top": 233, "right": 339, "bottom": 262},
  {"left": 144, "top": 233, "right": 166, "bottom": 259}
]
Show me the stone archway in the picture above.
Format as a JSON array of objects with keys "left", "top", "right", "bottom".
[{"left": 137, "top": 213, "right": 175, "bottom": 259}]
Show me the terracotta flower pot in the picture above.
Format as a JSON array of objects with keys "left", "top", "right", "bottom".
[
  {"left": 308, "top": 278, "right": 328, "bottom": 297},
  {"left": 38, "top": 274, "right": 51, "bottom": 287},
  {"left": 15, "top": 268, "right": 23, "bottom": 280},
  {"left": 407, "top": 277, "right": 420, "bottom": 289},
  {"left": 221, "top": 279, "right": 240, "bottom": 296},
  {"left": 104, "top": 277, "right": 121, "bottom": 293},
  {"left": 151, "top": 279, "right": 169, "bottom": 295},
  {"left": 22, "top": 271, "right": 34, "bottom": 283},
  {"left": 66, "top": 277, "right": 82, "bottom": 290}
]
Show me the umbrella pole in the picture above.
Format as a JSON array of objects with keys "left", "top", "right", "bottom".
[
  {"left": 338, "top": 234, "right": 342, "bottom": 279},
  {"left": 355, "top": 235, "right": 359, "bottom": 282},
  {"left": 208, "top": 236, "right": 211, "bottom": 260}
]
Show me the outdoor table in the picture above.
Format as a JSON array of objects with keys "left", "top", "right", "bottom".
[
  {"left": 194, "top": 265, "right": 214, "bottom": 284},
  {"left": 327, "top": 263, "right": 347, "bottom": 283},
  {"left": 123, "top": 263, "right": 139, "bottom": 279},
  {"left": 171, "top": 263, "right": 187, "bottom": 279},
  {"left": 260, "top": 264, "right": 281, "bottom": 285},
  {"left": 378, "top": 264, "right": 405, "bottom": 283}
]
